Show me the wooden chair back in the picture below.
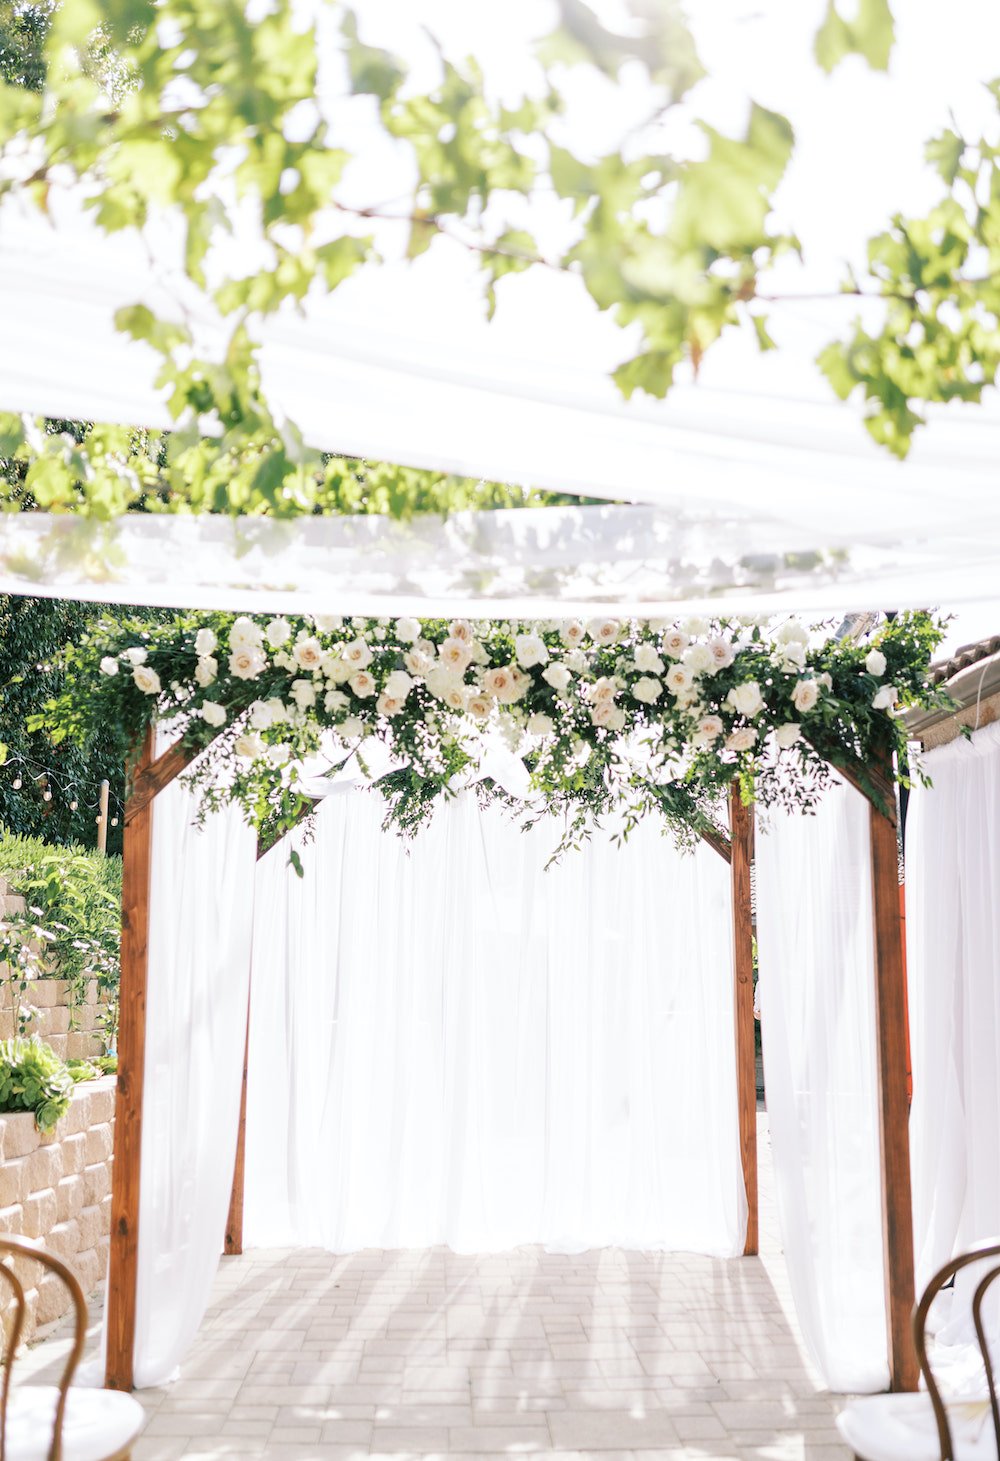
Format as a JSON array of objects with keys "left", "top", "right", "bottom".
[
  {"left": 914, "top": 1240, "right": 1000, "bottom": 1461},
  {"left": 0, "top": 1234, "right": 88, "bottom": 1461}
]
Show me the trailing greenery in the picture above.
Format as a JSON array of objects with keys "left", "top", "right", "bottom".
[
  {"left": 0, "top": 1034, "right": 74, "bottom": 1131},
  {"left": 34, "top": 608, "right": 951, "bottom": 859},
  {"left": 0, "top": 828, "right": 121, "bottom": 1043},
  {"left": 67, "top": 1052, "right": 117, "bottom": 1081},
  {"left": 0, "top": 0, "right": 991, "bottom": 527}
]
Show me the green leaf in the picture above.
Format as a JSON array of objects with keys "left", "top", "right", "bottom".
[{"left": 815, "top": 0, "right": 894, "bottom": 74}]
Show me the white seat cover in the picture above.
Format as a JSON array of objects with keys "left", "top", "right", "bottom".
[
  {"left": 838, "top": 1392, "right": 1000, "bottom": 1461},
  {"left": 5, "top": 1385, "right": 144, "bottom": 1461}
]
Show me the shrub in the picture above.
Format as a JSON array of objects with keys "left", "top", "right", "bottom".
[{"left": 0, "top": 1035, "right": 74, "bottom": 1131}]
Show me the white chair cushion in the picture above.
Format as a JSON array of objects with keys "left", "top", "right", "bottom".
[
  {"left": 838, "top": 1392, "right": 999, "bottom": 1460},
  {"left": 4, "top": 1384, "right": 145, "bottom": 1461}
]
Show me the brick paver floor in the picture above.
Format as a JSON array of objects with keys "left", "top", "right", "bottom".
[{"left": 22, "top": 1114, "right": 851, "bottom": 1460}]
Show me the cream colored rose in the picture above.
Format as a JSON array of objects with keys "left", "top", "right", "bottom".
[
  {"left": 448, "top": 618, "right": 473, "bottom": 644},
  {"left": 726, "top": 681, "right": 765, "bottom": 717},
  {"left": 194, "top": 627, "right": 217, "bottom": 657},
  {"left": 349, "top": 670, "right": 376, "bottom": 698},
  {"left": 482, "top": 666, "right": 514, "bottom": 699},
  {"left": 376, "top": 691, "right": 405, "bottom": 716},
  {"left": 865, "top": 648, "right": 887, "bottom": 677},
  {"left": 124, "top": 646, "right": 147, "bottom": 666},
  {"left": 632, "top": 676, "right": 663, "bottom": 705},
  {"left": 791, "top": 678, "right": 820, "bottom": 714},
  {"left": 200, "top": 701, "right": 226, "bottom": 727},
  {"left": 708, "top": 636, "right": 735, "bottom": 669},
  {"left": 527, "top": 712, "right": 555, "bottom": 736},
  {"left": 589, "top": 676, "right": 617, "bottom": 704},
  {"left": 290, "top": 679, "right": 316, "bottom": 710},
  {"left": 515, "top": 632, "right": 549, "bottom": 668},
  {"left": 507, "top": 668, "right": 531, "bottom": 703},
  {"left": 99, "top": 657, "right": 119, "bottom": 676},
  {"left": 588, "top": 617, "right": 620, "bottom": 646},
  {"left": 663, "top": 629, "right": 689, "bottom": 660},
  {"left": 229, "top": 616, "right": 263, "bottom": 651},
  {"left": 194, "top": 656, "right": 217, "bottom": 688},
  {"left": 693, "top": 714, "right": 724, "bottom": 747},
  {"left": 293, "top": 636, "right": 323, "bottom": 671},
  {"left": 439, "top": 636, "right": 473, "bottom": 672},
  {"left": 683, "top": 643, "right": 714, "bottom": 676},
  {"left": 873, "top": 684, "right": 899, "bottom": 711},
  {"left": 542, "top": 662, "right": 572, "bottom": 693},
  {"left": 467, "top": 694, "right": 492, "bottom": 720},
  {"left": 561, "top": 620, "right": 586, "bottom": 648},
  {"left": 384, "top": 669, "right": 414, "bottom": 700},
  {"left": 776, "top": 618, "right": 809, "bottom": 646},
  {"left": 266, "top": 742, "right": 290, "bottom": 766},
  {"left": 339, "top": 716, "right": 363, "bottom": 739},
  {"left": 774, "top": 722, "right": 802, "bottom": 749},
  {"left": 132, "top": 664, "right": 161, "bottom": 696},
  {"left": 725, "top": 727, "right": 757, "bottom": 752},
  {"left": 229, "top": 647, "right": 267, "bottom": 681},
  {"left": 590, "top": 700, "right": 614, "bottom": 727},
  {"left": 665, "top": 664, "right": 694, "bottom": 696},
  {"left": 395, "top": 617, "right": 421, "bottom": 643},
  {"left": 404, "top": 648, "right": 434, "bottom": 678},
  {"left": 313, "top": 614, "right": 343, "bottom": 632},
  {"left": 234, "top": 731, "right": 264, "bottom": 760},
  {"left": 342, "top": 638, "right": 373, "bottom": 670},
  {"left": 324, "top": 689, "right": 349, "bottom": 714},
  {"left": 265, "top": 617, "right": 291, "bottom": 648},
  {"left": 779, "top": 642, "right": 807, "bottom": 670},
  {"left": 607, "top": 705, "right": 626, "bottom": 732}
]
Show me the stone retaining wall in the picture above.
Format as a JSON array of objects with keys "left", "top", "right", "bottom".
[{"left": 0, "top": 1077, "right": 114, "bottom": 1342}]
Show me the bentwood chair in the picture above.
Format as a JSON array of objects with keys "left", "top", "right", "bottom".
[
  {"left": 838, "top": 1241, "right": 1000, "bottom": 1460},
  {"left": 0, "top": 1235, "right": 144, "bottom": 1461}
]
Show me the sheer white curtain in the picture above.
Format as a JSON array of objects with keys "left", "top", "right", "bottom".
[
  {"left": 245, "top": 787, "right": 746, "bottom": 1257},
  {"left": 756, "top": 777, "right": 890, "bottom": 1392},
  {"left": 907, "top": 722, "right": 1000, "bottom": 1307},
  {"left": 130, "top": 735, "right": 258, "bottom": 1388}
]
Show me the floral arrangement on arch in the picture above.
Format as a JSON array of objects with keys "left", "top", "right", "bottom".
[{"left": 40, "top": 607, "right": 950, "bottom": 853}]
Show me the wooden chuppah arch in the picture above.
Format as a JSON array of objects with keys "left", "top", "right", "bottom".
[{"left": 105, "top": 734, "right": 915, "bottom": 1395}]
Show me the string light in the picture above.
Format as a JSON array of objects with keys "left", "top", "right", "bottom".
[{"left": 3, "top": 752, "right": 124, "bottom": 827}]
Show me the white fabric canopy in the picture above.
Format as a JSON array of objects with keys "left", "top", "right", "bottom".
[
  {"left": 244, "top": 785, "right": 747, "bottom": 1256},
  {"left": 130, "top": 735, "right": 257, "bottom": 1388},
  {"left": 756, "top": 777, "right": 890, "bottom": 1392},
  {"left": 906, "top": 723, "right": 1000, "bottom": 1307}
]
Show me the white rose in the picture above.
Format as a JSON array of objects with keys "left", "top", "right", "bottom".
[
  {"left": 273, "top": 650, "right": 295, "bottom": 671},
  {"left": 565, "top": 648, "right": 588, "bottom": 673},
  {"left": 634, "top": 643, "right": 665, "bottom": 674},
  {"left": 527, "top": 712, "right": 555, "bottom": 736},
  {"left": 508, "top": 668, "right": 531, "bottom": 703},
  {"left": 313, "top": 614, "right": 343, "bottom": 632},
  {"left": 866, "top": 648, "right": 887, "bottom": 677},
  {"left": 665, "top": 664, "right": 694, "bottom": 696},
  {"left": 590, "top": 700, "right": 614, "bottom": 727},
  {"left": 589, "top": 676, "right": 617, "bottom": 705},
  {"left": 588, "top": 617, "right": 620, "bottom": 646},
  {"left": 290, "top": 679, "right": 317, "bottom": 710},
  {"left": 708, "top": 636, "right": 735, "bottom": 670},
  {"left": 229, "top": 616, "right": 263, "bottom": 651},
  {"left": 779, "top": 642, "right": 807, "bottom": 671},
  {"left": 726, "top": 681, "right": 765, "bottom": 717},
  {"left": 229, "top": 647, "right": 267, "bottom": 681},
  {"left": 339, "top": 716, "right": 363, "bottom": 740},
  {"left": 775, "top": 722, "right": 803, "bottom": 749},
  {"left": 683, "top": 643, "right": 715, "bottom": 676},
  {"left": 440, "top": 636, "right": 473, "bottom": 672},
  {"left": 791, "top": 678, "right": 820, "bottom": 714},
  {"left": 124, "top": 646, "right": 147, "bottom": 666},
  {"left": 467, "top": 693, "right": 492, "bottom": 720},
  {"left": 264, "top": 697, "right": 287, "bottom": 722},
  {"left": 99, "top": 656, "right": 119, "bottom": 676},
  {"left": 725, "top": 727, "right": 758, "bottom": 752},
  {"left": 132, "top": 665, "right": 161, "bottom": 696},
  {"left": 427, "top": 665, "right": 463, "bottom": 703},
  {"left": 873, "top": 684, "right": 899, "bottom": 711},
  {"left": 395, "top": 617, "right": 421, "bottom": 643},
  {"left": 632, "top": 676, "right": 663, "bottom": 705},
  {"left": 403, "top": 648, "right": 433, "bottom": 678},
  {"left": 607, "top": 705, "right": 626, "bottom": 732},
  {"left": 376, "top": 691, "right": 406, "bottom": 717},
  {"left": 692, "top": 714, "right": 724, "bottom": 747},
  {"left": 194, "top": 656, "right": 217, "bottom": 687},
  {"left": 194, "top": 628, "right": 217, "bottom": 657},
  {"left": 542, "top": 662, "right": 572, "bottom": 693},
  {"left": 384, "top": 669, "right": 414, "bottom": 700},
  {"left": 293, "top": 636, "right": 323, "bottom": 671},
  {"left": 234, "top": 731, "right": 264, "bottom": 760},
  {"left": 682, "top": 616, "right": 710, "bottom": 636},
  {"left": 200, "top": 701, "right": 226, "bottom": 727},
  {"left": 663, "top": 629, "right": 689, "bottom": 660},
  {"left": 515, "top": 632, "right": 549, "bottom": 668},
  {"left": 561, "top": 620, "right": 586, "bottom": 648},
  {"left": 415, "top": 638, "right": 437, "bottom": 658},
  {"left": 482, "top": 666, "right": 515, "bottom": 700},
  {"left": 817, "top": 672, "right": 834, "bottom": 691},
  {"left": 324, "top": 689, "right": 349, "bottom": 714},
  {"left": 343, "top": 638, "right": 373, "bottom": 670},
  {"left": 320, "top": 651, "right": 350, "bottom": 683},
  {"left": 448, "top": 619, "right": 473, "bottom": 644},
  {"left": 349, "top": 670, "right": 376, "bottom": 698},
  {"left": 266, "top": 742, "right": 290, "bottom": 766},
  {"left": 263, "top": 618, "right": 290, "bottom": 648},
  {"left": 249, "top": 699, "right": 273, "bottom": 729},
  {"left": 776, "top": 619, "right": 809, "bottom": 646}
]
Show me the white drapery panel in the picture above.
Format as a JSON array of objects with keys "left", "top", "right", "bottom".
[
  {"left": 906, "top": 723, "right": 1000, "bottom": 1310},
  {"left": 244, "top": 788, "right": 746, "bottom": 1257},
  {"left": 130, "top": 737, "right": 258, "bottom": 1388},
  {"left": 756, "top": 779, "right": 890, "bottom": 1392}
]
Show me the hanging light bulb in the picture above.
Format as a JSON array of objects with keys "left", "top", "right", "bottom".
[
  {"left": 110, "top": 816, "right": 119, "bottom": 827},
  {"left": 12, "top": 777, "right": 21, "bottom": 790},
  {"left": 70, "top": 800, "right": 78, "bottom": 811},
  {"left": 43, "top": 790, "right": 52, "bottom": 802}
]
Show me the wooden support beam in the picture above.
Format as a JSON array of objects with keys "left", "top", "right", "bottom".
[
  {"left": 868, "top": 749, "right": 918, "bottom": 1392},
  {"left": 699, "top": 822, "right": 732, "bottom": 864},
  {"left": 124, "top": 738, "right": 196, "bottom": 825},
  {"left": 224, "top": 993, "right": 252, "bottom": 1257},
  {"left": 729, "top": 783, "right": 758, "bottom": 1257},
  {"left": 106, "top": 727, "right": 155, "bottom": 1391}
]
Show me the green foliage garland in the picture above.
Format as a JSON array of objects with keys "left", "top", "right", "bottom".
[{"left": 35, "top": 608, "right": 951, "bottom": 857}]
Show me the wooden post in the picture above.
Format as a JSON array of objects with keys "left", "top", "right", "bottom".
[
  {"left": 224, "top": 993, "right": 252, "bottom": 1256},
  {"left": 97, "top": 780, "right": 110, "bottom": 856},
  {"left": 868, "top": 751, "right": 919, "bottom": 1392},
  {"left": 106, "top": 729, "right": 155, "bottom": 1391},
  {"left": 729, "top": 782, "right": 758, "bottom": 1257}
]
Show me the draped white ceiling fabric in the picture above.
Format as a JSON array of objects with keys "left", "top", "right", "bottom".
[
  {"left": 2, "top": 0, "right": 1000, "bottom": 611},
  {"left": 244, "top": 784, "right": 747, "bottom": 1257}
]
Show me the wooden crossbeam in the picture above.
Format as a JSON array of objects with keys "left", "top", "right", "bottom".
[
  {"left": 124, "top": 738, "right": 196, "bottom": 824},
  {"left": 699, "top": 822, "right": 732, "bottom": 863}
]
